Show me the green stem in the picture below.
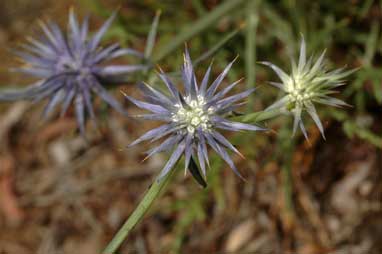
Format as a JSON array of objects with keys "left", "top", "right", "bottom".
[
  {"left": 102, "top": 168, "right": 177, "bottom": 254},
  {"left": 245, "top": 0, "right": 260, "bottom": 110},
  {"left": 152, "top": 0, "right": 247, "bottom": 63},
  {"left": 235, "top": 109, "right": 282, "bottom": 123}
]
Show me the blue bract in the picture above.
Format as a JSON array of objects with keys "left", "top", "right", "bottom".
[
  {"left": 0, "top": 10, "right": 147, "bottom": 135},
  {"left": 126, "top": 48, "right": 265, "bottom": 181},
  {"left": 260, "top": 37, "right": 353, "bottom": 139}
]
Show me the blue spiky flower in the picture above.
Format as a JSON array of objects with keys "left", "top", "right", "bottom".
[
  {"left": 0, "top": 10, "right": 147, "bottom": 135},
  {"left": 125, "top": 48, "right": 265, "bottom": 183},
  {"left": 260, "top": 37, "right": 353, "bottom": 139}
]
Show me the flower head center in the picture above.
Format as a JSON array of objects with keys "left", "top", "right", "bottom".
[
  {"left": 56, "top": 54, "right": 90, "bottom": 77},
  {"left": 172, "top": 95, "right": 212, "bottom": 134},
  {"left": 286, "top": 87, "right": 315, "bottom": 110}
]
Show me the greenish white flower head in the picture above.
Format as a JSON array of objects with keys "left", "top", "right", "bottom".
[{"left": 261, "top": 37, "right": 353, "bottom": 139}]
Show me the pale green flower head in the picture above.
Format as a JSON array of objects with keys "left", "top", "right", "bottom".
[{"left": 260, "top": 36, "right": 354, "bottom": 140}]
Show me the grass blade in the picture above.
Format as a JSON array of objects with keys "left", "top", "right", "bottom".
[
  {"left": 193, "top": 26, "right": 243, "bottom": 66},
  {"left": 152, "top": 0, "right": 247, "bottom": 62}
]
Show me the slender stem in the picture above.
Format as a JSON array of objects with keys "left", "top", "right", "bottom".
[{"left": 102, "top": 168, "right": 177, "bottom": 254}]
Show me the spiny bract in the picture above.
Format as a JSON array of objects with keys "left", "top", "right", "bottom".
[{"left": 126, "top": 48, "right": 265, "bottom": 182}]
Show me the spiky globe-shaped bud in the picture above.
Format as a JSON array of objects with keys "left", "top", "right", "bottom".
[{"left": 0, "top": 10, "right": 147, "bottom": 135}]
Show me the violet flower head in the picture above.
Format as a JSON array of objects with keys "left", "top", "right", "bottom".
[
  {"left": 260, "top": 37, "right": 353, "bottom": 139},
  {"left": 0, "top": 10, "right": 147, "bottom": 135},
  {"left": 126, "top": 48, "right": 265, "bottom": 182}
]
